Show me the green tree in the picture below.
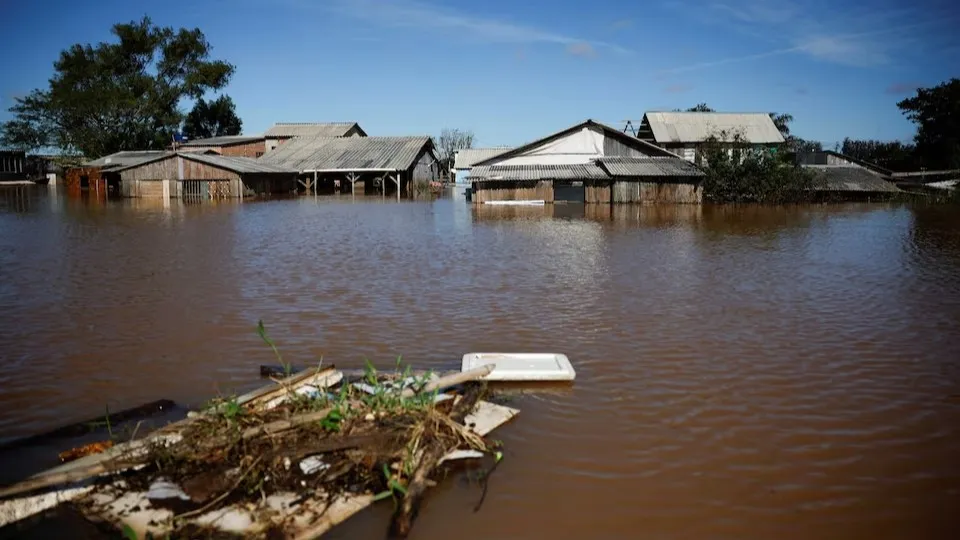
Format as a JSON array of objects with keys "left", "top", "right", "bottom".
[
  {"left": 0, "top": 17, "right": 234, "bottom": 157},
  {"left": 699, "top": 129, "right": 819, "bottom": 203},
  {"left": 840, "top": 138, "right": 917, "bottom": 171},
  {"left": 769, "top": 112, "right": 793, "bottom": 138},
  {"left": 897, "top": 78, "right": 960, "bottom": 170},
  {"left": 182, "top": 95, "right": 242, "bottom": 140},
  {"left": 686, "top": 103, "right": 714, "bottom": 112}
]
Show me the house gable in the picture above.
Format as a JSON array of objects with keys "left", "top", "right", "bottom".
[{"left": 474, "top": 120, "right": 678, "bottom": 167}]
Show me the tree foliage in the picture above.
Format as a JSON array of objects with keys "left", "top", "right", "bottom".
[
  {"left": 699, "top": 129, "right": 819, "bottom": 203},
  {"left": 840, "top": 138, "right": 917, "bottom": 171},
  {"left": 0, "top": 17, "right": 234, "bottom": 157},
  {"left": 897, "top": 78, "right": 960, "bottom": 170},
  {"left": 436, "top": 128, "right": 475, "bottom": 173},
  {"left": 686, "top": 103, "right": 714, "bottom": 112},
  {"left": 770, "top": 112, "right": 793, "bottom": 138},
  {"left": 182, "top": 95, "right": 242, "bottom": 140}
]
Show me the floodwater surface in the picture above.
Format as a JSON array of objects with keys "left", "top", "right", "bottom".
[{"left": 1, "top": 187, "right": 960, "bottom": 539}]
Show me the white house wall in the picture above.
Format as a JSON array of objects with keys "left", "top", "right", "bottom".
[{"left": 495, "top": 127, "right": 605, "bottom": 166}]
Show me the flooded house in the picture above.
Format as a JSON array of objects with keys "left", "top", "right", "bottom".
[
  {"left": 0, "top": 150, "right": 28, "bottom": 182},
  {"left": 68, "top": 151, "right": 297, "bottom": 200},
  {"left": 796, "top": 151, "right": 901, "bottom": 199},
  {"left": 634, "top": 111, "right": 785, "bottom": 163},
  {"left": 259, "top": 135, "right": 440, "bottom": 197},
  {"left": 66, "top": 151, "right": 169, "bottom": 198},
  {"left": 175, "top": 135, "right": 267, "bottom": 158},
  {"left": 263, "top": 122, "right": 366, "bottom": 153},
  {"left": 453, "top": 148, "right": 513, "bottom": 183},
  {"left": 468, "top": 120, "right": 704, "bottom": 204}
]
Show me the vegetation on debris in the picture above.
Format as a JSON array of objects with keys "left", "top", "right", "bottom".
[{"left": 101, "top": 324, "right": 500, "bottom": 538}]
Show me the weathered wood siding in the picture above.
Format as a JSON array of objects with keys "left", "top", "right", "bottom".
[
  {"left": 612, "top": 181, "right": 640, "bottom": 203},
  {"left": 410, "top": 148, "right": 439, "bottom": 183},
  {"left": 471, "top": 180, "right": 554, "bottom": 203},
  {"left": 584, "top": 181, "right": 611, "bottom": 204},
  {"left": 612, "top": 180, "right": 702, "bottom": 204},
  {"left": 603, "top": 137, "right": 648, "bottom": 158},
  {"left": 64, "top": 167, "right": 107, "bottom": 197},
  {"left": 181, "top": 140, "right": 266, "bottom": 158}
]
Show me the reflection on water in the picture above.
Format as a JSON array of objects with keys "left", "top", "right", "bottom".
[{"left": 2, "top": 187, "right": 960, "bottom": 539}]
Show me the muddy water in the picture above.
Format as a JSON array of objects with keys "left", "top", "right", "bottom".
[{"left": 2, "top": 187, "right": 960, "bottom": 539}]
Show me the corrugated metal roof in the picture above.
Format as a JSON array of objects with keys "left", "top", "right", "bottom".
[
  {"left": 643, "top": 112, "right": 785, "bottom": 144},
  {"left": 259, "top": 136, "right": 434, "bottom": 172},
  {"left": 180, "top": 135, "right": 264, "bottom": 147},
  {"left": 264, "top": 123, "right": 364, "bottom": 138},
  {"left": 468, "top": 163, "right": 608, "bottom": 181},
  {"left": 472, "top": 119, "right": 681, "bottom": 168},
  {"left": 84, "top": 151, "right": 171, "bottom": 169},
  {"left": 804, "top": 165, "right": 901, "bottom": 193},
  {"left": 179, "top": 153, "right": 295, "bottom": 174},
  {"left": 597, "top": 157, "right": 704, "bottom": 177},
  {"left": 453, "top": 147, "right": 513, "bottom": 169}
]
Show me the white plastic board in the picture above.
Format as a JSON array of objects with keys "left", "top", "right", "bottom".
[
  {"left": 461, "top": 353, "right": 576, "bottom": 381},
  {"left": 482, "top": 200, "right": 545, "bottom": 206}
]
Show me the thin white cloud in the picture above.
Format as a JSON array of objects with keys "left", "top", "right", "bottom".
[
  {"left": 661, "top": 0, "right": 958, "bottom": 70},
  {"left": 323, "top": 0, "right": 631, "bottom": 55}
]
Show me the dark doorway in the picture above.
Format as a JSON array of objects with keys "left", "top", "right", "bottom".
[
  {"left": 79, "top": 175, "right": 90, "bottom": 189},
  {"left": 554, "top": 180, "right": 585, "bottom": 203}
]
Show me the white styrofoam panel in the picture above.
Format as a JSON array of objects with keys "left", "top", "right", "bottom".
[{"left": 461, "top": 353, "right": 576, "bottom": 381}]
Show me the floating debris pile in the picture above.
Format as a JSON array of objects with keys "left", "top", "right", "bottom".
[{"left": 0, "top": 362, "right": 518, "bottom": 539}]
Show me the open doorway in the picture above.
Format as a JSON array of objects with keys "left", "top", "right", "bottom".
[{"left": 554, "top": 180, "right": 585, "bottom": 203}]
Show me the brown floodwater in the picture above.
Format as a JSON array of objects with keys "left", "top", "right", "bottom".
[{"left": 2, "top": 186, "right": 960, "bottom": 539}]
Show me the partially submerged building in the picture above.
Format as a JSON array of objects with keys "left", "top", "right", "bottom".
[
  {"left": 68, "top": 151, "right": 296, "bottom": 200},
  {"left": 67, "top": 151, "right": 169, "bottom": 197},
  {"left": 796, "top": 151, "right": 901, "bottom": 199},
  {"left": 452, "top": 148, "right": 513, "bottom": 183},
  {"left": 468, "top": 120, "right": 704, "bottom": 204},
  {"left": 259, "top": 135, "right": 440, "bottom": 197},
  {"left": 635, "top": 112, "right": 785, "bottom": 163},
  {"left": 0, "top": 150, "right": 27, "bottom": 181},
  {"left": 263, "top": 122, "right": 366, "bottom": 153},
  {"left": 177, "top": 135, "right": 267, "bottom": 158}
]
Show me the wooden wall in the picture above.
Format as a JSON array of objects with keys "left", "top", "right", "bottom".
[
  {"left": 181, "top": 140, "right": 266, "bottom": 158},
  {"left": 611, "top": 179, "right": 702, "bottom": 204},
  {"left": 584, "top": 180, "right": 611, "bottom": 204},
  {"left": 473, "top": 178, "right": 702, "bottom": 204},
  {"left": 471, "top": 180, "right": 554, "bottom": 203},
  {"left": 64, "top": 167, "right": 107, "bottom": 198}
]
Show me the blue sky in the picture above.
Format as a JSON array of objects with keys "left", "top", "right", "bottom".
[{"left": 1, "top": 0, "right": 958, "bottom": 148}]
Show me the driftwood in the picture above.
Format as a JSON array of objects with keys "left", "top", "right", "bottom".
[
  {"left": 0, "top": 368, "right": 342, "bottom": 501},
  {"left": 389, "top": 383, "right": 485, "bottom": 539},
  {"left": 399, "top": 364, "right": 494, "bottom": 398}
]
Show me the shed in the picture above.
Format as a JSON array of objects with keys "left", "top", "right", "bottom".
[
  {"left": 177, "top": 135, "right": 266, "bottom": 158},
  {"left": 263, "top": 122, "right": 366, "bottom": 153},
  {"left": 110, "top": 152, "right": 297, "bottom": 199},
  {"left": 467, "top": 119, "right": 703, "bottom": 204},
  {"left": 66, "top": 151, "right": 170, "bottom": 198},
  {"left": 259, "top": 136, "right": 440, "bottom": 198},
  {"left": 636, "top": 112, "right": 784, "bottom": 163}
]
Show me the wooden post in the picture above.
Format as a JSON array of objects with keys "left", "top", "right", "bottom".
[
  {"left": 313, "top": 171, "right": 318, "bottom": 198},
  {"left": 349, "top": 172, "right": 356, "bottom": 197},
  {"left": 395, "top": 173, "right": 400, "bottom": 201}
]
